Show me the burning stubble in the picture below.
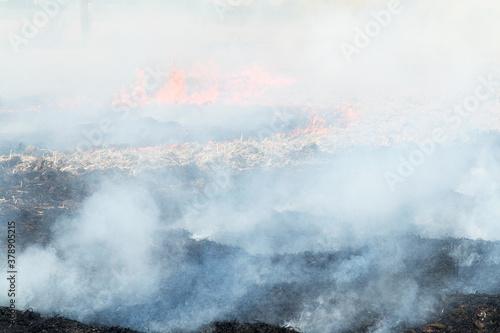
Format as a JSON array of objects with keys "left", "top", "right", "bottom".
[{"left": 1, "top": 1, "right": 500, "bottom": 332}]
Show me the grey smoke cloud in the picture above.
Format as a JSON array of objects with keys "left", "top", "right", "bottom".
[
  {"left": 15, "top": 183, "right": 162, "bottom": 319},
  {"left": 1, "top": 1, "right": 500, "bottom": 332}
]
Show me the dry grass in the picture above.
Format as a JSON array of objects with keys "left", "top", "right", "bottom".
[
  {"left": 0, "top": 132, "right": 342, "bottom": 175},
  {"left": 2, "top": 97, "right": 499, "bottom": 175}
]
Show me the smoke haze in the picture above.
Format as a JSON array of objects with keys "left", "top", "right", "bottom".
[{"left": 1, "top": 0, "right": 500, "bottom": 332}]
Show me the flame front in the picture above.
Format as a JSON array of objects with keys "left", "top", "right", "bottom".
[{"left": 113, "top": 62, "right": 295, "bottom": 108}]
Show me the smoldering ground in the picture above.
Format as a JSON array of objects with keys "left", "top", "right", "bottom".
[
  {"left": 0, "top": 133, "right": 499, "bottom": 332},
  {"left": 1, "top": 1, "right": 500, "bottom": 332},
  {"left": 1, "top": 1, "right": 500, "bottom": 154}
]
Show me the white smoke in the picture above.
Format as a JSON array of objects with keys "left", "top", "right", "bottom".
[
  {"left": 15, "top": 183, "right": 162, "bottom": 322},
  {"left": 1, "top": 0, "right": 500, "bottom": 332}
]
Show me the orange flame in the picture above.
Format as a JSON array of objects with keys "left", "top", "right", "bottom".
[
  {"left": 113, "top": 62, "right": 295, "bottom": 108},
  {"left": 155, "top": 69, "right": 220, "bottom": 105},
  {"left": 112, "top": 68, "right": 150, "bottom": 109},
  {"left": 227, "top": 66, "right": 295, "bottom": 104},
  {"left": 337, "top": 102, "right": 361, "bottom": 128},
  {"left": 289, "top": 112, "right": 330, "bottom": 137},
  {"left": 278, "top": 101, "right": 361, "bottom": 138},
  {"left": 305, "top": 114, "right": 329, "bottom": 134}
]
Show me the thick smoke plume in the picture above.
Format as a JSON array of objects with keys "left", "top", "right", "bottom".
[{"left": 1, "top": 0, "right": 500, "bottom": 332}]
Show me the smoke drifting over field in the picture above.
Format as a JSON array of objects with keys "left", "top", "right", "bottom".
[
  {"left": 7, "top": 141, "right": 500, "bottom": 332},
  {"left": 1, "top": 1, "right": 500, "bottom": 106},
  {"left": 1, "top": 0, "right": 500, "bottom": 332}
]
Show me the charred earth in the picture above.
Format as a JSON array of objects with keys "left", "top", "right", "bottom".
[{"left": 1, "top": 136, "right": 500, "bottom": 332}]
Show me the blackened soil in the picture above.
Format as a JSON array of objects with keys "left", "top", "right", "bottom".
[
  {"left": 0, "top": 307, "right": 300, "bottom": 333},
  {"left": 2, "top": 294, "right": 500, "bottom": 333},
  {"left": 403, "top": 293, "right": 500, "bottom": 333},
  {"left": 2, "top": 156, "right": 500, "bottom": 332},
  {"left": 0, "top": 307, "right": 138, "bottom": 333}
]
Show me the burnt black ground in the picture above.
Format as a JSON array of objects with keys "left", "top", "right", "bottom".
[
  {"left": 0, "top": 306, "right": 138, "bottom": 333},
  {"left": 402, "top": 293, "right": 500, "bottom": 333},
  {"left": 1, "top": 143, "right": 500, "bottom": 332},
  {"left": 0, "top": 307, "right": 301, "bottom": 333},
  {"left": 2, "top": 294, "right": 500, "bottom": 333}
]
